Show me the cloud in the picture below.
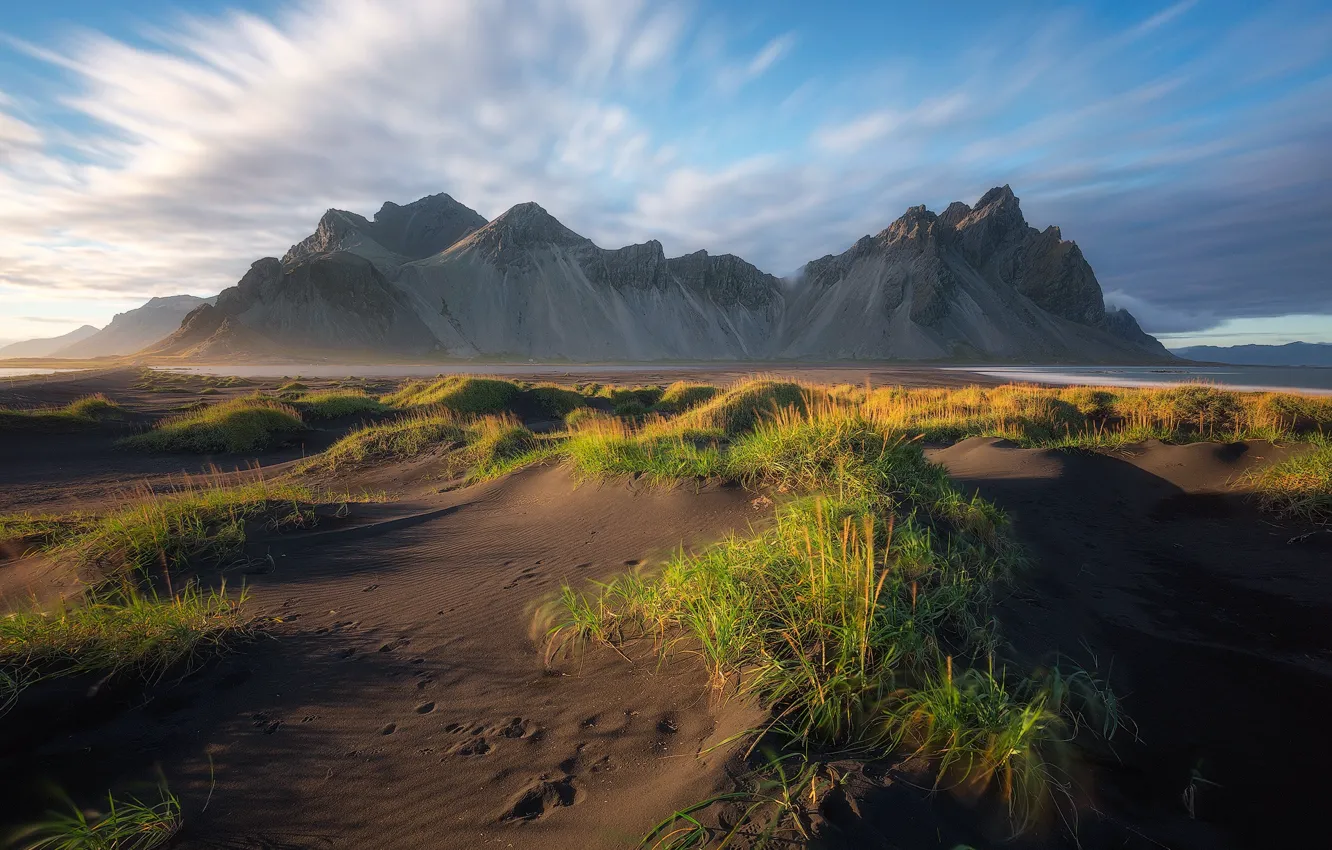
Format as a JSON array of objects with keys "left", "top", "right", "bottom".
[
  {"left": 716, "top": 32, "right": 795, "bottom": 93},
  {"left": 0, "top": 0, "right": 1328, "bottom": 341}
]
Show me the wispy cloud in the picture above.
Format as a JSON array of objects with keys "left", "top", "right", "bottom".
[
  {"left": 0, "top": 0, "right": 1328, "bottom": 340},
  {"left": 716, "top": 32, "right": 795, "bottom": 93}
]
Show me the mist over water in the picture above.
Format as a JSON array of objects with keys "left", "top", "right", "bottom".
[{"left": 954, "top": 365, "right": 1332, "bottom": 395}]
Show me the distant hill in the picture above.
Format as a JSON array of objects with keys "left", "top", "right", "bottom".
[
  {"left": 148, "top": 186, "right": 1171, "bottom": 363},
  {"left": 54, "top": 295, "right": 214, "bottom": 358},
  {"left": 0, "top": 324, "right": 100, "bottom": 358},
  {"left": 1172, "top": 342, "right": 1332, "bottom": 366}
]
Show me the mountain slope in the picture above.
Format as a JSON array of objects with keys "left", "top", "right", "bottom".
[
  {"left": 283, "top": 193, "right": 487, "bottom": 272},
  {"left": 142, "top": 187, "right": 1170, "bottom": 363},
  {"left": 0, "top": 325, "right": 99, "bottom": 358},
  {"left": 1172, "top": 342, "right": 1332, "bottom": 366},
  {"left": 54, "top": 296, "right": 214, "bottom": 358},
  {"left": 778, "top": 189, "right": 1169, "bottom": 360}
]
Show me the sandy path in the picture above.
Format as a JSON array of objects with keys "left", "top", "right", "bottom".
[{"left": 4, "top": 465, "right": 768, "bottom": 849}]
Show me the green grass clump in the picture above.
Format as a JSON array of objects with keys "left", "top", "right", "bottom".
[
  {"left": 859, "top": 382, "right": 1331, "bottom": 447},
  {"left": 525, "top": 384, "right": 586, "bottom": 418},
  {"left": 465, "top": 415, "right": 561, "bottom": 481},
  {"left": 0, "top": 394, "right": 126, "bottom": 434},
  {"left": 118, "top": 397, "right": 307, "bottom": 454},
  {"left": 383, "top": 376, "right": 521, "bottom": 414},
  {"left": 312, "top": 409, "right": 558, "bottom": 481},
  {"left": 12, "top": 785, "right": 181, "bottom": 850},
  {"left": 1, "top": 585, "right": 251, "bottom": 709},
  {"left": 565, "top": 415, "right": 723, "bottom": 482},
  {"left": 548, "top": 397, "right": 1118, "bottom": 835},
  {"left": 1244, "top": 445, "right": 1332, "bottom": 524},
  {"left": 316, "top": 411, "right": 467, "bottom": 470},
  {"left": 277, "top": 381, "right": 308, "bottom": 392},
  {"left": 678, "top": 380, "right": 817, "bottom": 436},
  {"left": 290, "top": 389, "right": 387, "bottom": 420},
  {"left": 592, "top": 385, "right": 665, "bottom": 409},
  {"left": 653, "top": 381, "right": 720, "bottom": 414},
  {"left": 0, "top": 513, "right": 93, "bottom": 551},
  {"left": 51, "top": 480, "right": 317, "bottom": 577}
]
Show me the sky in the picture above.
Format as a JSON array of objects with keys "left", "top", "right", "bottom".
[{"left": 0, "top": 0, "right": 1329, "bottom": 350}]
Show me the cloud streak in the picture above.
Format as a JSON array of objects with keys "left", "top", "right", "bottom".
[{"left": 0, "top": 0, "right": 1328, "bottom": 340}]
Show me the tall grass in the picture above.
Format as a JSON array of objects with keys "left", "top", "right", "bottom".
[
  {"left": 118, "top": 396, "right": 307, "bottom": 453},
  {"left": 1, "top": 584, "right": 252, "bottom": 707},
  {"left": 548, "top": 388, "right": 1121, "bottom": 834},
  {"left": 0, "top": 395, "right": 126, "bottom": 434},
  {"left": 382, "top": 376, "right": 520, "bottom": 413},
  {"left": 49, "top": 479, "right": 317, "bottom": 577},
  {"left": 11, "top": 785, "right": 182, "bottom": 850},
  {"left": 1243, "top": 444, "right": 1332, "bottom": 524},
  {"left": 309, "top": 408, "right": 556, "bottom": 481},
  {"left": 289, "top": 388, "right": 387, "bottom": 420}
]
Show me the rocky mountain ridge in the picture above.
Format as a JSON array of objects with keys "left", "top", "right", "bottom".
[{"left": 149, "top": 186, "right": 1170, "bottom": 362}]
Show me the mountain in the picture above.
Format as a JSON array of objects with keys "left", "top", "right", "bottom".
[
  {"left": 146, "top": 186, "right": 1170, "bottom": 363},
  {"left": 56, "top": 295, "right": 214, "bottom": 358},
  {"left": 283, "top": 193, "right": 488, "bottom": 271},
  {"left": 0, "top": 325, "right": 100, "bottom": 358},
  {"left": 1172, "top": 342, "right": 1332, "bottom": 366}
]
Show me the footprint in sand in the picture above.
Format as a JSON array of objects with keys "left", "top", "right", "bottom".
[
  {"left": 416, "top": 701, "right": 435, "bottom": 714},
  {"left": 380, "top": 723, "right": 397, "bottom": 735},
  {"left": 501, "top": 777, "right": 581, "bottom": 821}
]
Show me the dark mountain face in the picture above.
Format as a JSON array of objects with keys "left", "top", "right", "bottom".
[
  {"left": 283, "top": 193, "right": 487, "bottom": 268},
  {"left": 143, "top": 187, "right": 1170, "bottom": 363}
]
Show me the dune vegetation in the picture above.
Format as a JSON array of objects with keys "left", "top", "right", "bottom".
[
  {"left": 383, "top": 376, "right": 522, "bottom": 414},
  {"left": 1, "top": 585, "right": 252, "bottom": 715},
  {"left": 549, "top": 388, "right": 1123, "bottom": 837},
  {"left": 309, "top": 407, "right": 557, "bottom": 481},
  {"left": 118, "top": 396, "right": 307, "bottom": 453},
  {"left": 288, "top": 388, "right": 388, "bottom": 420},
  {"left": 1244, "top": 444, "right": 1332, "bottom": 524},
  {"left": 0, "top": 394, "right": 126, "bottom": 434}
]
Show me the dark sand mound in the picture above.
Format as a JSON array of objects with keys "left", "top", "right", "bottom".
[
  {"left": 925, "top": 437, "right": 1332, "bottom": 849},
  {"left": 1, "top": 465, "right": 767, "bottom": 849}
]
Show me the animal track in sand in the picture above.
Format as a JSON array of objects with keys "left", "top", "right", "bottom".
[
  {"left": 501, "top": 777, "right": 582, "bottom": 821},
  {"left": 251, "top": 712, "right": 283, "bottom": 734}
]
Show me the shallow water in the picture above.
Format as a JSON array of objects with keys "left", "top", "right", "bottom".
[
  {"left": 0, "top": 367, "right": 81, "bottom": 378},
  {"left": 949, "top": 364, "right": 1332, "bottom": 395}
]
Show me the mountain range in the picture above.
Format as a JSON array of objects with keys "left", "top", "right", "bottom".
[
  {"left": 146, "top": 185, "right": 1168, "bottom": 362},
  {"left": 0, "top": 296, "right": 213, "bottom": 359},
  {"left": 1172, "top": 342, "right": 1332, "bottom": 366}
]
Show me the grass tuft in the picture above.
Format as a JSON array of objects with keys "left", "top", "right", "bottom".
[
  {"left": 1243, "top": 444, "right": 1332, "bottom": 524},
  {"left": 11, "top": 784, "right": 182, "bottom": 850},
  {"left": 0, "top": 395, "right": 126, "bottom": 434},
  {"left": 383, "top": 376, "right": 521, "bottom": 414},
  {"left": 118, "top": 397, "right": 306, "bottom": 454},
  {"left": 289, "top": 389, "right": 388, "bottom": 420},
  {"left": 1, "top": 585, "right": 252, "bottom": 711}
]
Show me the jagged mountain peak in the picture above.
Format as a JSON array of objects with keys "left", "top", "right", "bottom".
[{"left": 285, "top": 193, "right": 486, "bottom": 267}]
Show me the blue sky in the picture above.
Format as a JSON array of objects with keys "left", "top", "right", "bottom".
[{"left": 0, "top": 0, "right": 1329, "bottom": 349}]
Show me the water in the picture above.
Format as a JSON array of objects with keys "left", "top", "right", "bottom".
[
  {"left": 0, "top": 367, "right": 83, "bottom": 378},
  {"left": 950, "top": 365, "right": 1332, "bottom": 395},
  {"left": 153, "top": 363, "right": 714, "bottom": 379}
]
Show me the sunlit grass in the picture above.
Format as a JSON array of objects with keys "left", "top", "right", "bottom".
[
  {"left": 0, "top": 395, "right": 126, "bottom": 434},
  {"left": 118, "top": 396, "right": 307, "bottom": 453},
  {"left": 545, "top": 385, "right": 1126, "bottom": 835},
  {"left": 1243, "top": 443, "right": 1332, "bottom": 524},
  {"left": 289, "top": 388, "right": 387, "bottom": 420}
]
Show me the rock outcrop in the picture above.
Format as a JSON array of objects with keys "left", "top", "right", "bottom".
[{"left": 141, "top": 187, "right": 1171, "bottom": 363}]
